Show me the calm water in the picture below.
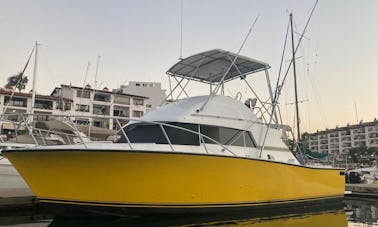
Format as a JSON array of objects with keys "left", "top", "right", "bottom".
[{"left": 1, "top": 198, "right": 377, "bottom": 226}]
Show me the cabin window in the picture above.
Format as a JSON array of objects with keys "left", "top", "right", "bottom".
[
  {"left": 162, "top": 123, "right": 199, "bottom": 145},
  {"left": 116, "top": 122, "right": 256, "bottom": 148},
  {"left": 119, "top": 123, "right": 167, "bottom": 144},
  {"left": 117, "top": 122, "right": 199, "bottom": 145},
  {"left": 200, "top": 125, "right": 256, "bottom": 147}
]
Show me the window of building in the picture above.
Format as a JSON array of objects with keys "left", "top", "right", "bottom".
[
  {"left": 33, "top": 111, "right": 51, "bottom": 121},
  {"left": 76, "top": 90, "right": 91, "bottom": 99},
  {"left": 133, "top": 98, "right": 144, "bottom": 105},
  {"left": 132, "top": 110, "right": 143, "bottom": 117},
  {"left": 136, "top": 83, "right": 140, "bottom": 86},
  {"left": 93, "top": 104, "right": 110, "bottom": 115},
  {"left": 4, "top": 108, "right": 26, "bottom": 121},
  {"left": 76, "top": 104, "right": 90, "bottom": 112},
  {"left": 56, "top": 101, "right": 72, "bottom": 111},
  {"left": 74, "top": 118, "right": 90, "bottom": 125},
  {"left": 114, "top": 95, "right": 130, "bottom": 105},
  {"left": 34, "top": 99, "right": 53, "bottom": 110},
  {"left": 93, "top": 119, "right": 109, "bottom": 129},
  {"left": 113, "top": 106, "right": 129, "bottom": 117},
  {"left": 94, "top": 92, "right": 111, "bottom": 102},
  {"left": 4, "top": 96, "right": 27, "bottom": 107}
]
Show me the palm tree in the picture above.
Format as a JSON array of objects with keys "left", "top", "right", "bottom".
[{"left": 5, "top": 72, "right": 28, "bottom": 92}]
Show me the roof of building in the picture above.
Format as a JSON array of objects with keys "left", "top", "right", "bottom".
[
  {"left": 309, "top": 120, "right": 378, "bottom": 136},
  {"left": 166, "top": 49, "right": 270, "bottom": 84},
  {"left": 0, "top": 89, "right": 73, "bottom": 102},
  {"left": 53, "top": 85, "right": 149, "bottom": 99}
]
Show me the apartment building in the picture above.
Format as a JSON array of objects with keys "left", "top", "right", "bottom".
[
  {"left": 116, "top": 81, "right": 166, "bottom": 110},
  {"left": 306, "top": 120, "right": 378, "bottom": 160},
  {"left": 0, "top": 89, "right": 72, "bottom": 121},
  {"left": 51, "top": 84, "right": 148, "bottom": 129}
]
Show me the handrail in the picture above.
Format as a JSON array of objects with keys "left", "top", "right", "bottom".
[{"left": 0, "top": 113, "right": 241, "bottom": 156}]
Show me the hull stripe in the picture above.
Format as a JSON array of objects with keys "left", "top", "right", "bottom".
[{"left": 39, "top": 195, "right": 344, "bottom": 208}]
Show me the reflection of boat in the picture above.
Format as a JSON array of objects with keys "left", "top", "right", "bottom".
[
  {"left": 3, "top": 49, "right": 344, "bottom": 214},
  {"left": 48, "top": 208, "right": 347, "bottom": 226}
]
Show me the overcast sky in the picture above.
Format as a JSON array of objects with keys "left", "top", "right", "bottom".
[{"left": 1, "top": 0, "right": 377, "bottom": 133}]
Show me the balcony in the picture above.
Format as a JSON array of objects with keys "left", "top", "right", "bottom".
[
  {"left": 34, "top": 99, "right": 53, "bottom": 110},
  {"left": 329, "top": 139, "right": 339, "bottom": 144},
  {"left": 113, "top": 106, "right": 130, "bottom": 117},
  {"left": 4, "top": 96, "right": 27, "bottom": 107},
  {"left": 93, "top": 104, "right": 110, "bottom": 115},
  {"left": 114, "top": 95, "right": 130, "bottom": 105},
  {"left": 94, "top": 92, "right": 111, "bottom": 102}
]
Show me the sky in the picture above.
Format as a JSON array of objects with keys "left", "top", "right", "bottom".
[{"left": 0, "top": 0, "right": 377, "bottom": 133}]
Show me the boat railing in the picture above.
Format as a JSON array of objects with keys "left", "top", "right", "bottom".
[{"left": 0, "top": 113, "right": 237, "bottom": 155}]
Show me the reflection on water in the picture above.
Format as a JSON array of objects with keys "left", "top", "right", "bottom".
[{"left": 1, "top": 199, "right": 378, "bottom": 226}]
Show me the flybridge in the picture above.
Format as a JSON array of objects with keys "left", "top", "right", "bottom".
[{"left": 166, "top": 49, "right": 270, "bottom": 84}]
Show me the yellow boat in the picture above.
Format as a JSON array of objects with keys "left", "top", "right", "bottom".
[{"left": 3, "top": 49, "right": 344, "bottom": 213}]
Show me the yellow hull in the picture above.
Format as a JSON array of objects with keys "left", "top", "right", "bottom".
[{"left": 4, "top": 150, "right": 345, "bottom": 210}]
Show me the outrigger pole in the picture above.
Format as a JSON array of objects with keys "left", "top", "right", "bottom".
[{"left": 290, "top": 13, "right": 301, "bottom": 143}]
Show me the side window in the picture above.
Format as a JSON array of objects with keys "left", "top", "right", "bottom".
[
  {"left": 120, "top": 123, "right": 167, "bottom": 143},
  {"left": 219, "top": 127, "right": 244, "bottom": 146},
  {"left": 245, "top": 131, "right": 256, "bottom": 147},
  {"left": 200, "top": 125, "right": 220, "bottom": 144},
  {"left": 200, "top": 125, "right": 256, "bottom": 147},
  {"left": 161, "top": 123, "right": 199, "bottom": 145},
  {"left": 117, "top": 122, "right": 199, "bottom": 145}
]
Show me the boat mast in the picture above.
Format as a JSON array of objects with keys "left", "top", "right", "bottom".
[
  {"left": 290, "top": 14, "right": 301, "bottom": 143},
  {"left": 31, "top": 41, "right": 39, "bottom": 115}
]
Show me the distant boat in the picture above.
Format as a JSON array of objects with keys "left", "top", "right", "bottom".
[{"left": 3, "top": 49, "right": 345, "bottom": 214}]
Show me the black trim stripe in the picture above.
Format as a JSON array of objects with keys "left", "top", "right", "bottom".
[
  {"left": 39, "top": 195, "right": 344, "bottom": 208},
  {"left": 3, "top": 148, "right": 344, "bottom": 171}
]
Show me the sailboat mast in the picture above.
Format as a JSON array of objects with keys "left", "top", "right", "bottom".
[
  {"left": 31, "top": 41, "right": 39, "bottom": 115},
  {"left": 290, "top": 14, "right": 301, "bottom": 142}
]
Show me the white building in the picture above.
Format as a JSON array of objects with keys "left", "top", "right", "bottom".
[
  {"left": 0, "top": 89, "right": 72, "bottom": 121},
  {"left": 51, "top": 84, "right": 149, "bottom": 129},
  {"left": 306, "top": 120, "right": 378, "bottom": 161},
  {"left": 116, "top": 81, "right": 166, "bottom": 110}
]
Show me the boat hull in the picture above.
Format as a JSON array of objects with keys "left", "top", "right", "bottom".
[{"left": 4, "top": 149, "right": 345, "bottom": 213}]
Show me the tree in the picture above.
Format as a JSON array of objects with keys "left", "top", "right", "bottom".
[{"left": 5, "top": 72, "right": 28, "bottom": 92}]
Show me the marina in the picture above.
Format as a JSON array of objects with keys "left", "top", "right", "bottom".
[{"left": 1, "top": 0, "right": 378, "bottom": 226}]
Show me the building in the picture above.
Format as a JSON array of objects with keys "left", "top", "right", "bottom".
[
  {"left": 116, "top": 81, "right": 166, "bottom": 110},
  {"left": 0, "top": 89, "right": 72, "bottom": 122},
  {"left": 305, "top": 119, "right": 378, "bottom": 162},
  {"left": 51, "top": 84, "right": 149, "bottom": 129},
  {"left": 1, "top": 83, "right": 149, "bottom": 130}
]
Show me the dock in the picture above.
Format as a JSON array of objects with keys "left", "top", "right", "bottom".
[
  {"left": 0, "top": 159, "right": 38, "bottom": 212},
  {"left": 345, "top": 183, "right": 378, "bottom": 198}
]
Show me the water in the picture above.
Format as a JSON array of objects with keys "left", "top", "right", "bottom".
[{"left": 1, "top": 198, "right": 377, "bottom": 226}]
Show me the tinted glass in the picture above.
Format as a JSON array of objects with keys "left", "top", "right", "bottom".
[
  {"left": 161, "top": 123, "right": 199, "bottom": 145},
  {"left": 117, "top": 122, "right": 199, "bottom": 145},
  {"left": 245, "top": 131, "right": 256, "bottom": 147},
  {"left": 200, "top": 125, "right": 220, "bottom": 144},
  {"left": 118, "top": 123, "right": 167, "bottom": 143}
]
